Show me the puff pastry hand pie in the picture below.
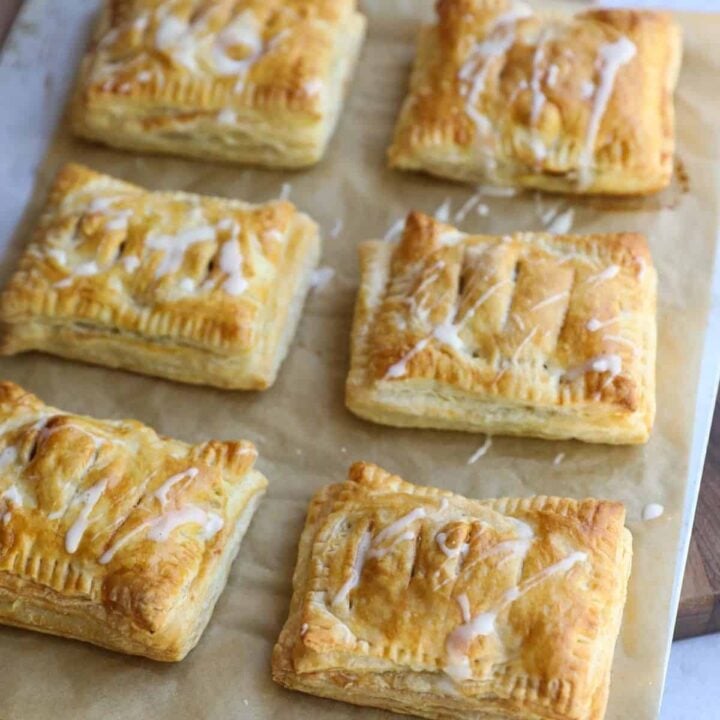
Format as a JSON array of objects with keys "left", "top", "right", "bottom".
[
  {"left": 346, "top": 212, "right": 656, "bottom": 444},
  {"left": 0, "top": 381, "right": 267, "bottom": 661},
  {"left": 388, "top": 1, "right": 681, "bottom": 195},
  {"left": 0, "top": 164, "right": 321, "bottom": 390},
  {"left": 273, "top": 461, "right": 632, "bottom": 720},
  {"left": 72, "top": 0, "right": 366, "bottom": 167}
]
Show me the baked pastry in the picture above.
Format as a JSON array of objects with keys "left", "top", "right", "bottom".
[
  {"left": 72, "top": 0, "right": 366, "bottom": 167},
  {"left": 388, "top": 1, "right": 682, "bottom": 195},
  {"left": 0, "top": 164, "right": 321, "bottom": 390},
  {"left": 0, "top": 381, "right": 268, "bottom": 661},
  {"left": 346, "top": 211, "right": 656, "bottom": 444},
  {"left": 273, "top": 461, "right": 632, "bottom": 720}
]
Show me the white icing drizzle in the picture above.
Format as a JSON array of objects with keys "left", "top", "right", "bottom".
[
  {"left": 580, "top": 79, "right": 594, "bottom": 99},
  {"left": 578, "top": 37, "right": 637, "bottom": 187},
  {"left": 444, "top": 551, "right": 587, "bottom": 681},
  {"left": 476, "top": 203, "right": 490, "bottom": 217},
  {"left": 432, "top": 321, "right": 465, "bottom": 352},
  {"left": 635, "top": 256, "right": 647, "bottom": 280},
  {"left": 148, "top": 506, "right": 222, "bottom": 542},
  {"left": 310, "top": 266, "right": 335, "bottom": 291},
  {"left": 1, "top": 483, "right": 22, "bottom": 524},
  {"left": 587, "top": 264, "right": 620, "bottom": 285},
  {"left": 529, "top": 28, "right": 553, "bottom": 129},
  {"left": 530, "top": 289, "right": 569, "bottom": 312},
  {"left": 546, "top": 63, "right": 559, "bottom": 88},
  {"left": 279, "top": 183, "right": 292, "bottom": 201},
  {"left": 65, "top": 478, "right": 108, "bottom": 554},
  {"left": 154, "top": 467, "right": 199, "bottom": 508},
  {"left": 212, "top": 9, "right": 262, "bottom": 76},
  {"left": 454, "top": 192, "right": 482, "bottom": 224},
  {"left": 218, "top": 223, "right": 248, "bottom": 296},
  {"left": 47, "top": 248, "right": 67, "bottom": 266},
  {"left": 333, "top": 529, "right": 372, "bottom": 606},
  {"left": 122, "top": 255, "right": 141, "bottom": 273},
  {"left": 384, "top": 338, "right": 430, "bottom": 379},
  {"left": 642, "top": 503, "right": 664, "bottom": 521},
  {"left": 435, "top": 198, "right": 452, "bottom": 222},
  {"left": 563, "top": 353, "right": 622, "bottom": 382},
  {"left": 383, "top": 217, "right": 406, "bottom": 243},
  {"left": 545, "top": 208, "right": 574, "bottom": 234},
  {"left": 436, "top": 532, "right": 470, "bottom": 560},
  {"left": 217, "top": 108, "right": 237, "bottom": 124},
  {"left": 467, "top": 436, "right": 492, "bottom": 464},
  {"left": 367, "top": 530, "right": 415, "bottom": 560},
  {"left": 603, "top": 333, "right": 640, "bottom": 357},
  {"left": 553, "top": 452, "right": 565, "bottom": 466},
  {"left": 456, "top": 593, "right": 472, "bottom": 623},
  {"left": 374, "top": 507, "right": 427, "bottom": 547},
  {"left": 0, "top": 446, "right": 17, "bottom": 470},
  {"left": 586, "top": 316, "right": 620, "bottom": 332},
  {"left": 155, "top": 14, "right": 199, "bottom": 72},
  {"left": 330, "top": 219, "right": 343, "bottom": 240},
  {"left": 99, "top": 503, "right": 223, "bottom": 564},
  {"left": 477, "top": 185, "right": 517, "bottom": 198},
  {"left": 511, "top": 326, "right": 538, "bottom": 363},
  {"left": 146, "top": 225, "right": 216, "bottom": 277}
]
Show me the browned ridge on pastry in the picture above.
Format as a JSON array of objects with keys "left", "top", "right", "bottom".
[
  {"left": 389, "top": 0, "right": 682, "bottom": 195},
  {"left": 273, "top": 461, "right": 632, "bottom": 720},
  {"left": 0, "top": 381, "right": 268, "bottom": 661},
  {"left": 346, "top": 211, "right": 656, "bottom": 443},
  {"left": 0, "top": 164, "right": 321, "bottom": 389},
  {"left": 72, "top": 0, "right": 367, "bottom": 167}
]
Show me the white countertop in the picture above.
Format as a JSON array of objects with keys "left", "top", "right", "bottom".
[{"left": 661, "top": 634, "right": 720, "bottom": 718}]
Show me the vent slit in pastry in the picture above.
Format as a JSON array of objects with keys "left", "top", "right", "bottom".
[
  {"left": 273, "top": 462, "right": 632, "bottom": 720},
  {"left": 0, "top": 164, "right": 322, "bottom": 390},
  {"left": 346, "top": 212, "right": 656, "bottom": 443},
  {"left": 0, "top": 381, "right": 268, "bottom": 660}
]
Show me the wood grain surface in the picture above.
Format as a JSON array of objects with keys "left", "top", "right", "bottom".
[{"left": 0, "top": 0, "right": 717, "bottom": 639}]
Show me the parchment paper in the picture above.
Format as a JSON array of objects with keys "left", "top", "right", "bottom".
[{"left": 0, "top": 2, "right": 719, "bottom": 719}]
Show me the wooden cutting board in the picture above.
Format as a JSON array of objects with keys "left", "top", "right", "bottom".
[
  {"left": 675, "top": 393, "right": 720, "bottom": 638},
  {"left": 0, "top": 0, "right": 718, "bottom": 639}
]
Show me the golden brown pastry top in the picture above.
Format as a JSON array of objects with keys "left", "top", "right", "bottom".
[
  {"left": 78, "top": 0, "right": 359, "bottom": 116},
  {"left": 289, "top": 462, "right": 630, "bottom": 717},
  {"left": 389, "top": 0, "right": 681, "bottom": 192},
  {"left": 356, "top": 211, "right": 655, "bottom": 415},
  {"left": 0, "top": 381, "right": 260, "bottom": 633},
  {"left": 0, "top": 164, "right": 319, "bottom": 355}
]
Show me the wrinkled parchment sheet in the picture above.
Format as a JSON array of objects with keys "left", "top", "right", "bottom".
[{"left": 0, "top": 2, "right": 719, "bottom": 719}]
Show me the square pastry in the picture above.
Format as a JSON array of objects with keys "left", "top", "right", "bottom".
[
  {"left": 346, "top": 212, "right": 656, "bottom": 444},
  {"left": 0, "top": 381, "right": 268, "bottom": 660},
  {"left": 388, "top": 1, "right": 682, "bottom": 195},
  {"left": 273, "top": 461, "right": 632, "bottom": 720},
  {"left": 72, "top": 0, "right": 366, "bottom": 167},
  {"left": 0, "top": 164, "right": 321, "bottom": 390}
]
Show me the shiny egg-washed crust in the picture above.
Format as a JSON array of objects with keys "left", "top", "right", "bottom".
[
  {"left": 346, "top": 212, "right": 656, "bottom": 444},
  {"left": 0, "top": 164, "right": 321, "bottom": 390},
  {"left": 0, "top": 381, "right": 268, "bottom": 661},
  {"left": 273, "top": 461, "right": 632, "bottom": 720},
  {"left": 72, "top": 0, "right": 366, "bottom": 167},
  {"left": 388, "top": 1, "right": 682, "bottom": 195}
]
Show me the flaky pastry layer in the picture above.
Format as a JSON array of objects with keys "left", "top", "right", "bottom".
[
  {"left": 346, "top": 211, "right": 657, "bottom": 443},
  {"left": 0, "top": 164, "right": 321, "bottom": 389},
  {"left": 273, "top": 461, "right": 632, "bottom": 720},
  {"left": 388, "top": 1, "right": 682, "bottom": 195},
  {"left": 72, "top": 0, "right": 366, "bottom": 167},
  {"left": 0, "top": 381, "right": 268, "bottom": 660}
]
